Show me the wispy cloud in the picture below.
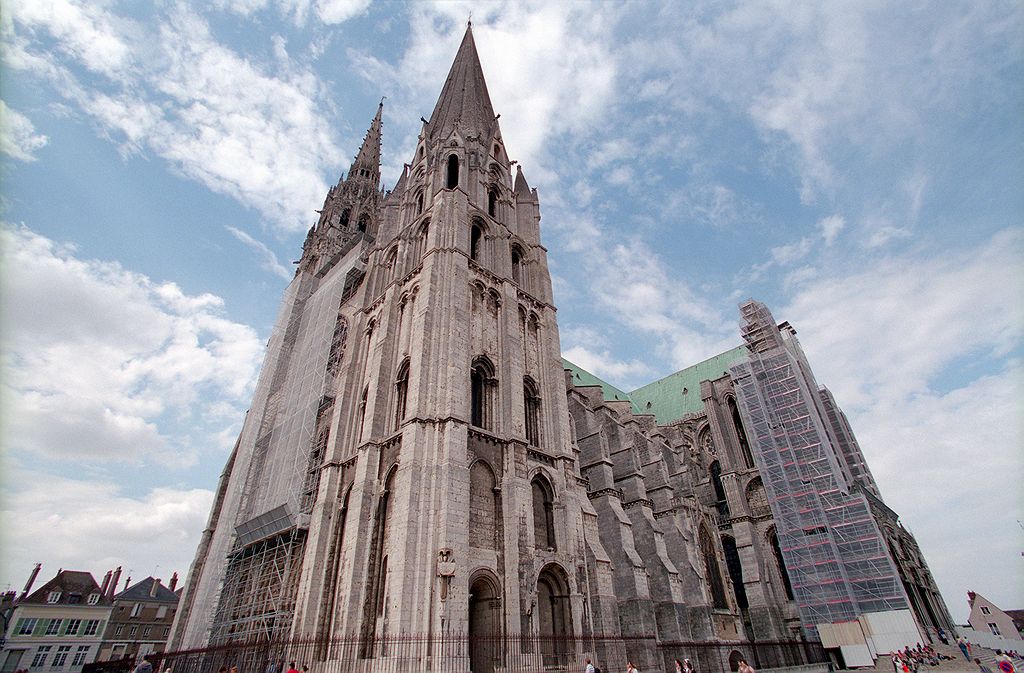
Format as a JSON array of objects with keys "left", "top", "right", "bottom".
[
  {"left": 0, "top": 100, "right": 49, "bottom": 161},
  {"left": 227, "top": 226, "right": 293, "bottom": 281},
  {"left": 0, "top": 224, "right": 263, "bottom": 465}
]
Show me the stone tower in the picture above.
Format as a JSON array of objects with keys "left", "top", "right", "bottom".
[{"left": 171, "top": 24, "right": 613, "bottom": 671}]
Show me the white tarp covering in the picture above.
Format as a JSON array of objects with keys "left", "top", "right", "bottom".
[
  {"left": 840, "top": 644, "right": 875, "bottom": 668},
  {"left": 860, "top": 609, "right": 924, "bottom": 655}
]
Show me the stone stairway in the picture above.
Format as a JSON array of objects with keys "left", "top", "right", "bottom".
[{"left": 859, "top": 639, "right": 1024, "bottom": 673}]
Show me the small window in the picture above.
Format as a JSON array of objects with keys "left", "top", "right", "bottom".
[
  {"left": 130, "top": 603, "right": 142, "bottom": 617},
  {"left": 163, "top": 627, "right": 170, "bottom": 638},
  {"left": 416, "top": 190, "right": 424, "bottom": 215},
  {"left": 488, "top": 186, "right": 498, "bottom": 217},
  {"left": 67, "top": 592, "right": 82, "bottom": 604},
  {"left": 71, "top": 646, "right": 90, "bottom": 667},
  {"left": 83, "top": 620, "right": 100, "bottom": 636},
  {"left": 340, "top": 209, "right": 350, "bottom": 228},
  {"left": 143, "top": 626, "right": 152, "bottom": 637},
  {"left": 47, "top": 591, "right": 61, "bottom": 603},
  {"left": 446, "top": 154, "right": 459, "bottom": 189},
  {"left": 156, "top": 605, "right": 168, "bottom": 619},
  {"left": 18, "top": 618, "right": 38, "bottom": 635},
  {"left": 87, "top": 592, "right": 100, "bottom": 605},
  {"left": 981, "top": 606, "right": 991, "bottom": 615},
  {"left": 53, "top": 646, "right": 72, "bottom": 667},
  {"left": 129, "top": 625, "right": 138, "bottom": 637},
  {"left": 31, "top": 646, "right": 51, "bottom": 668},
  {"left": 114, "top": 625, "right": 124, "bottom": 636},
  {"left": 511, "top": 247, "right": 523, "bottom": 285},
  {"left": 989, "top": 622, "right": 1001, "bottom": 636},
  {"left": 470, "top": 224, "right": 482, "bottom": 262},
  {"left": 357, "top": 213, "right": 369, "bottom": 233},
  {"left": 46, "top": 619, "right": 62, "bottom": 635},
  {"left": 64, "top": 619, "right": 81, "bottom": 635},
  {"left": 524, "top": 377, "right": 541, "bottom": 447},
  {"left": 470, "top": 357, "right": 496, "bottom": 430},
  {"left": 393, "top": 360, "right": 410, "bottom": 431}
]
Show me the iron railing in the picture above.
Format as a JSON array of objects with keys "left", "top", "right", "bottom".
[{"left": 155, "top": 633, "right": 826, "bottom": 673}]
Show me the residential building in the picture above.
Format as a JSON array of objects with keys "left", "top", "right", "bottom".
[{"left": 97, "top": 575, "right": 180, "bottom": 664}]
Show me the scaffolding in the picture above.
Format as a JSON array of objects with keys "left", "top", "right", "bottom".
[
  {"left": 209, "top": 524, "right": 308, "bottom": 644},
  {"left": 730, "top": 301, "right": 909, "bottom": 637}
]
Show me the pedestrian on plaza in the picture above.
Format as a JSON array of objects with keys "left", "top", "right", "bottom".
[
  {"left": 583, "top": 657, "right": 596, "bottom": 673},
  {"left": 891, "top": 652, "right": 902, "bottom": 673},
  {"left": 675, "top": 659, "right": 683, "bottom": 672},
  {"left": 133, "top": 654, "right": 154, "bottom": 673},
  {"left": 286, "top": 663, "right": 300, "bottom": 673},
  {"left": 738, "top": 659, "right": 756, "bottom": 673},
  {"left": 995, "top": 650, "right": 1017, "bottom": 673},
  {"left": 959, "top": 638, "right": 972, "bottom": 660},
  {"left": 975, "top": 658, "right": 995, "bottom": 673}
]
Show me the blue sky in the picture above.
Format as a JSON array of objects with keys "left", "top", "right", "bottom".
[{"left": 1, "top": 1, "right": 1020, "bottom": 622}]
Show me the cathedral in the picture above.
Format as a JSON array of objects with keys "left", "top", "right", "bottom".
[{"left": 168, "top": 25, "right": 953, "bottom": 673}]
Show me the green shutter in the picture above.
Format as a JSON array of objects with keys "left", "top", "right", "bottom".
[
  {"left": 13, "top": 617, "right": 24, "bottom": 634},
  {"left": 33, "top": 618, "right": 48, "bottom": 636}
]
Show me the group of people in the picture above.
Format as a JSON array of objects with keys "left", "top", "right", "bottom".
[
  {"left": 584, "top": 655, "right": 756, "bottom": 673},
  {"left": 891, "top": 642, "right": 956, "bottom": 671}
]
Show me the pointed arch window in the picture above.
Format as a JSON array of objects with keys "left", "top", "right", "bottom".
[
  {"left": 710, "top": 460, "right": 729, "bottom": 515},
  {"left": 729, "top": 397, "right": 754, "bottom": 468},
  {"left": 470, "top": 223, "right": 483, "bottom": 262},
  {"left": 446, "top": 154, "right": 460, "bottom": 189},
  {"left": 722, "top": 535, "right": 748, "bottom": 609},
  {"left": 358, "top": 385, "right": 369, "bottom": 440},
  {"left": 470, "top": 357, "right": 496, "bottom": 430},
  {"left": 415, "top": 190, "right": 424, "bottom": 215},
  {"left": 357, "top": 213, "right": 369, "bottom": 233},
  {"left": 488, "top": 185, "right": 499, "bottom": 217},
  {"left": 415, "top": 220, "right": 429, "bottom": 263},
  {"left": 340, "top": 209, "right": 350, "bottom": 228},
  {"left": 769, "top": 528, "right": 795, "bottom": 600},
  {"left": 511, "top": 245, "right": 525, "bottom": 286},
  {"left": 700, "top": 525, "right": 728, "bottom": 609},
  {"left": 524, "top": 377, "right": 541, "bottom": 447},
  {"left": 393, "top": 360, "right": 409, "bottom": 431},
  {"left": 532, "top": 476, "right": 556, "bottom": 550}
]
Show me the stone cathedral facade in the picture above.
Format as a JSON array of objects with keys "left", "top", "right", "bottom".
[{"left": 170, "top": 26, "right": 953, "bottom": 672}]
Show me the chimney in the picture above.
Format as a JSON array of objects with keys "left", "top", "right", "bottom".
[
  {"left": 169, "top": 572, "right": 178, "bottom": 592},
  {"left": 150, "top": 578, "right": 161, "bottom": 598},
  {"left": 108, "top": 566, "right": 122, "bottom": 599},
  {"left": 18, "top": 563, "right": 42, "bottom": 601},
  {"left": 124, "top": 576, "right": 131, "bottom": 591},
  {"left": 99, "top": 570, "right": 112, "bottom": 596}
]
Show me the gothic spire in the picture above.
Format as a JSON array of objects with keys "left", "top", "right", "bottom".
[
  {"left": 426, "top": 24, "right": 497, "bottom": 140},
  {"left": 350, "top": 99, "right": 383, "bottom": 180},
  {"left": 514, "top": 164, "right": 531, "bottom": 197}
]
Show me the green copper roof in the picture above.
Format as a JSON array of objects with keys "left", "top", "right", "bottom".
[
  {"left": 627, "top": 345, "right": 750, "bottom": 424},
  {"left": 562, "top": 358, "right": 642, "bottom": 414}
]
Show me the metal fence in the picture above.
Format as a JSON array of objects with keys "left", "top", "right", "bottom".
[{"left": 156, "top": 633, "right": 826, "bottom": 673}]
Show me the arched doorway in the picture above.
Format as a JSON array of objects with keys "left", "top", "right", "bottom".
[
  {"left": 537, "top": 565, "right": 572, "bottom": 667},
  {"left": 729, "top": 650, "right": 748, "bottom": 672},
  {"left": 468, "top": 574, "right": 501, "bottom": 673}
]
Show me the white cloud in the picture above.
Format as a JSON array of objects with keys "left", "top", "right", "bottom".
[
  {"left": 0, "top": 225, "right": 264, "bottom": 464},
  {"left": 769, "top": 237, "right": 812, "bottom": 265},
  {"left": 562, "top": 345, "right": 651, "bottom": 389},
  {"left": 786, "top": 228, "right": 1022, "bottom": 408},
  {"left": 227, "top": 226, "right": 294, "bottom": 281},
  {"left": 0, "top": 471, "right": 214, "bottom": 595},
  {"left": 315, "top": 0, "right": 370, "bottom": 24},
  {"left": 0, "top": 100, "right": 49, "bottom": 161},
  {"left": 818, "top": 214, "right": 845, "bottom": 245},
  {"left": 6, "top": 1, "right": 342, "bottom": 231}
]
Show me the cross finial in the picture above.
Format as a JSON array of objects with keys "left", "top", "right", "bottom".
[{"left": 467, "top": 13, "right": 472, "bottom": 28}]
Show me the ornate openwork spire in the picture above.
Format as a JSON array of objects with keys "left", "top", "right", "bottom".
[{"left": 350, "top": 99, "right": 383, "bottom": 181}]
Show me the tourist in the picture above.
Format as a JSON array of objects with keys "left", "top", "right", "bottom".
[
  {"left": 959, "top": 637, "right": 971, "bottom": 660},
  {"left": 738, "top": 659, "right": 756, "bottom": 673},
  {"left": 976, "top": 658, "right": 994, "bottom": 673},
  {"left": 995, "top": 650, "right": 1017, "bottom": 673},
  {"left": 584, "top": 657, "right": 595, "bottom": 673},
  {"left": 286, "top": 663, "right": 300, "bottom": 673},
  {"left": 133, "top": 654, "right": 154, "bottom": 673}
]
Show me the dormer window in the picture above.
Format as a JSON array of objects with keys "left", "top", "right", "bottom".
[
  {"left": 47, "top": 591, "right": 61, "bottom": 603},
  {"left": 87, "top": 593, "right": 100, "bottom": 605}
]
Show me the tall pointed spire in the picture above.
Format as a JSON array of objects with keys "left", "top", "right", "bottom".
[
  {"left": 427, "top": 24, "right": 497, "bottom": 140},
  {"left": 350, "top": 99, "right": 383, "bottom": 180}
]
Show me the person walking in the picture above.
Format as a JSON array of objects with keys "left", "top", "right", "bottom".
[
  {"left": 958, "top": 637, "right": 971, "bottom": 660},
  {"left": 133, "top": 655, "right": 154, "bottom": 673},
  {"left": 975, "top": 658, "right": 995, "bottom": 673},
  {"left": 738, "top": 659, "right": 756, "bottom": 673},
  {"left": 584, "top": 657, "right": 595, "bottom": 673}
]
